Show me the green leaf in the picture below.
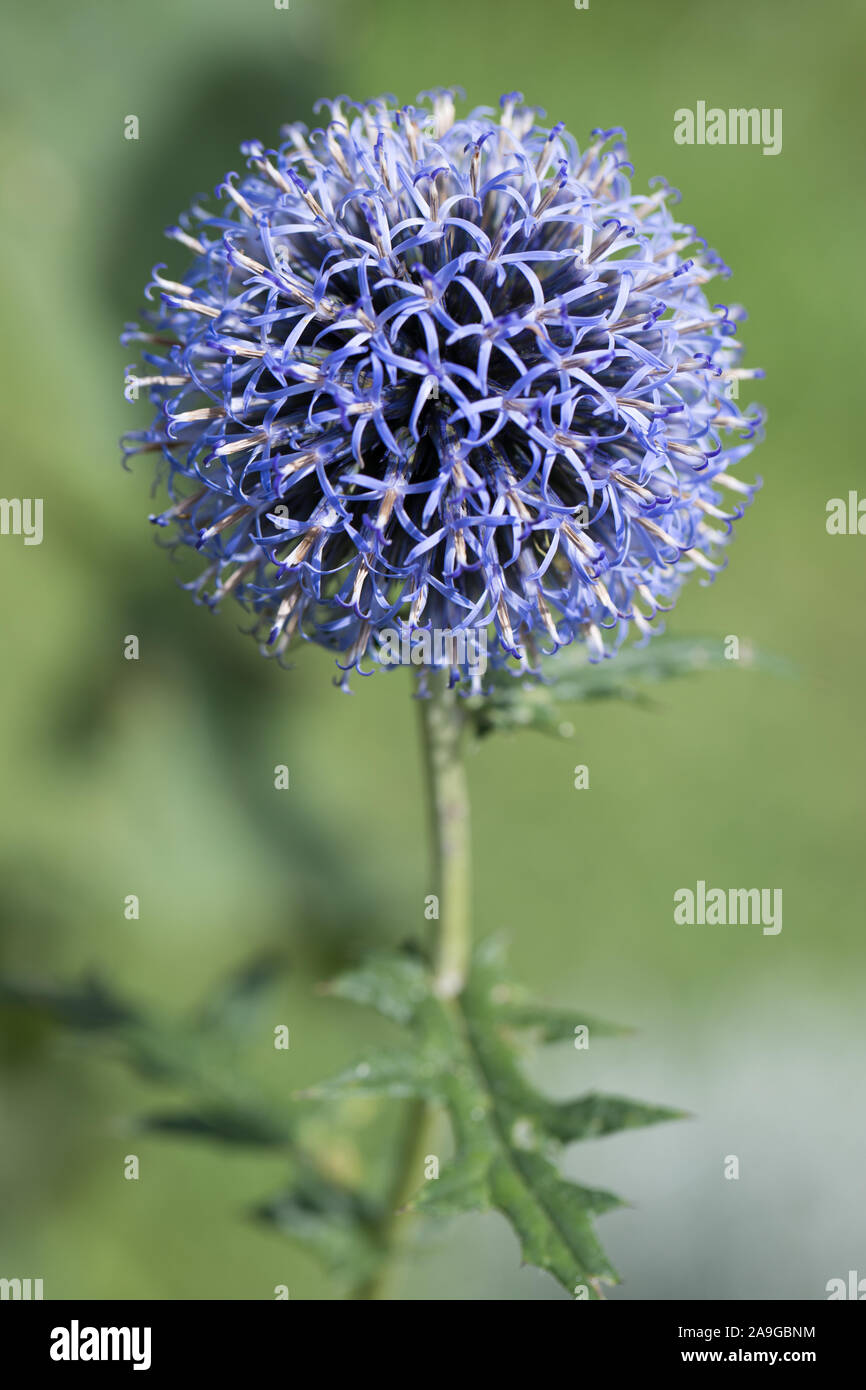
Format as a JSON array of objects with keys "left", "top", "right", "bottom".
[
  {"left": 256, "top": 1174, "right": 384, "bottom": 1285},
  {"left": 541, "top": 1092, "right": 689, "bottom": 1144},
  {"left": 0, "top": 974, "right": 137, "bottom": 1030},
  {"left": 0, "top": 955, "right": 289, "bottom": 1099},
  {"left": 486, "top": 1150, "right": 617, "bottom": 1288},
  {"left": 474, "top": 936, "right": 631, "bottom": 1044},
  {"left": 138, "top": 1104, "right": 290, "bottom": 1147},
  {"left": 0, "top": 961, "right": 387, "bottom": 1290},
  {"left": 313, "top": 944, "right": 681, "bottom": 1297},
  {"left": 469, "top": 635, "right": 789, "bottom": 737},
  {"left": 322, "top": 951, "right": 429, "bottom": 1026},
  {"left": 491, "top": 999, "right": 632, "bottom": 1045},
  {"left": 198, "top": 950, "right": 287, "bottom": 1037},
  {"left": 301, "top": 1047, "right": 439, "bottom": 1101},
  {"left": 409, "top": 1148, "right": 492, "bottom": 1217}
]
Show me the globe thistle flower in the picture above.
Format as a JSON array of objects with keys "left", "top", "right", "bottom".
[{"left": 123, "top": 89, "right": 763, "bottom": 690}]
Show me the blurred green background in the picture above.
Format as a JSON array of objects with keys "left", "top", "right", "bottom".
[{"left": 1, "top": 0, "right": 864, "bottom": 1300}]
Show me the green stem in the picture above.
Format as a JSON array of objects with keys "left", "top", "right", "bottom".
[
  {"left": 353, "top": 669, "right": 472, "bottom": 1299},
  {"left": 419, "top": 669, "right": 472, "bottom": 999}
]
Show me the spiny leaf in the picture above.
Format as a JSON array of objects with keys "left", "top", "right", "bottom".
[
  {"left": 486, "top": 1151, "right": 617, "bottom": 1289},
  {"left": 0, "top": 960, "right": 387, "bottom": 1290},
  {"left": 409, "top": 1148, "right": 491, "bottom": 1217},
  {"left": 0, "top": 974, "right": 137, "bottom": 1030},
  {"left": 541, "top": 1092, "right": 689, "bottom": 1144},
  {"left": 476, "top": 937, "right": 631, "bottom": 1044},
  {"left": 491, "top": 998, "right": 632, "bottom": 1045},
  {"left": 302, "top": 1047, "right": 440, "bottom": 1101},
  {"left": 314, "top": 944, "right": 681, "bottom": 1296},
  {"left": 321, "top": 951, "right": 429, "bottom": 1026},
  {"left": 0, "top": 958, "right": 282, "bottom": 1092},
  {"left": 198, "top": 950, "right": 287, "bottom": 1036},
  {"left": 138, "top": 1104, "right": 290, "bottom": 1147},
  {"left": 469, "top": 635, "right": 788, "bottom": 737},
  {"left": 256, "top": 1175, "right": 384, "bottom": 1284}
]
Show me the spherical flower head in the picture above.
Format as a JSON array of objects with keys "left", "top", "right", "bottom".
[{"left": 123, "top": 90, "right": 763, "bottom": 691}]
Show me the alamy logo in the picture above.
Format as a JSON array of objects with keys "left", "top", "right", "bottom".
[
  {"left": 0, "top": 498, "right": 43, "bottom": 546},
  {"left": 826, "top": 492, "right": 866, "bottom": 535},
  {"left": 0, "top": 1277, "right": 43, "bottom": 1299},
  {"left": 826, "top": 1271, "right": 866, "bottom": 1299},
  {"left": 674, "top": 880, "right": 782, "bottom": 935},
  {"left": 674, "top": 103, "right": 782, "bottom": 156},
  {"left": 50, "top": 1320, "right": 152, "bottom": 1371},
  {"left": 378, "top": 626, "right": 488, "bottom": 676}
]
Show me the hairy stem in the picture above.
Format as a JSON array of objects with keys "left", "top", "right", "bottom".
[
  {"left": 420, "top": 669, "right": 472, "bottom": 1000},
  {"left": 352, "top": 669, "right": 472, "bottom": 1299}
]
